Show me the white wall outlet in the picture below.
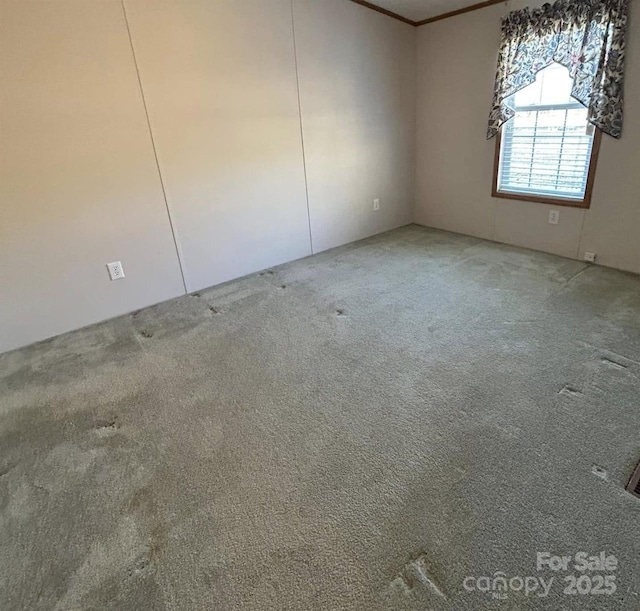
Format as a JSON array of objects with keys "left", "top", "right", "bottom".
[
  {"left": 548, "top": 210, "right": 560, "bottom": 225},
  {"left": 584, "top": 252, "right": 597, "bottom": 263},
  {"left": 373, "top": 198, "right": 380, "bottom": 211},
  {"left": 107, "top": 261, "right": 125, "bottom": 281}
]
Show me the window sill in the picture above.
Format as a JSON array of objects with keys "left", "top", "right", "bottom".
[{"left": 491, "top": 188, "right": 590, "bottom": 209}]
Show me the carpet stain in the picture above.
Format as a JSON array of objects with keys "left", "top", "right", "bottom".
[
  {"left": 127, "top": 486, "right": 168, "bottom": 564},
  {"left": 3, "top": 226, "right": 640, "bottom": 611},
  {"left": 139, "top": 330, "right": 154, "bottom": 339},
  {"left": 558, "top": 384, "right": 584, "bottom": 398},
  {"left": 126, "top": 549, "right": 154, "bottom": 579},
  {"left": 393, "top": 553, "right": 446, "bottom": 599},
  {"left": 565, "top": 266, "right": 590, "bottom": 285},
  {"left": 95, "top": 417, "right": 119, "bottom": 437},
  {"left": 336, "top": 309, "right": 346, "bottom": 317},
  {"left": 0, "top": 461, "right": 17, "bottom": 477},
  {"left": 592, "top": 465, "right": 608, "bottom": 481},
  {"left": 601, "top": 357, "right": 628, "bottom": 370},
  {"left": 54, "top": 517, "right": 153, "bottom": 610}
]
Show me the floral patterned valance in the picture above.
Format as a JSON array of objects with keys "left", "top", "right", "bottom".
[{"left": 487, "top": 0, "right": 630, "bottom": 139}]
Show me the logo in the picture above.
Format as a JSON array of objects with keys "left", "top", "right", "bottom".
[{"left": 462, "top": 551, "right": 618, "bottom": 601}]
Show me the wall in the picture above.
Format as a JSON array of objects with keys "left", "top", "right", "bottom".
[
  {"left": 0, "top": 0, "right": 186, "bottom": 353},
  {"left": 5, "top": 0, "right": 636, "bottom": 355},
  {"left": 415, "top": 0, "right": 640, "bottom": 274},
  {"left": 294, "top": 0, "right": 416, "bottom": 252},
  {"left": 124, "top": 0, "right": 312, "bottom": 293},
  {"left": 0, "top": 0, "right": 416, "bottom": 353}
]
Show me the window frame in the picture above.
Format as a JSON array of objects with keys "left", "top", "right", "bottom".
[{"left": 491, "top": 118, "right": 603, "bottom": 210}]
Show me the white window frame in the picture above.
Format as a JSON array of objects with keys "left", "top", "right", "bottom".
[{"left": 492, "top": 89, "right": 601, "bottom": 209}]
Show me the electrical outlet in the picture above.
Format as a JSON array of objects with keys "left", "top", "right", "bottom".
[
  {"left": 548, "top": 210, "right": 560, "bottom": 225},
  {"left": 584, "top": 252, "right": 597, "bottom": 263},
  {"left": 107, "top": 261, "right": 125, "bottom": 281},
  {"left": 373, "top": 198, "right": 380, "bottom": 211}
]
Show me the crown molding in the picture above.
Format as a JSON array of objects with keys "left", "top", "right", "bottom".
[
  {"left": 348, "top": 0, "right": 416, "bottom": 25},
  {"left": 348, "top": 0, "right": 508, "bottom": 27},
  {"left": 414, "top": 0, "right": 507, "bottom": 26}
]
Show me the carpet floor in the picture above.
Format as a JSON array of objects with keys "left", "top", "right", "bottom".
[{"left": 1, "top": 225, "right": 639, "bottom": 610}]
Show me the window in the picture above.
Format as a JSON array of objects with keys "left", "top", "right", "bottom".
[{"left": 492, "top": 63, "right": 601, "bottom": 208}]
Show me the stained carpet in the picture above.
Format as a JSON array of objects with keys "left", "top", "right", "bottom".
[{"left": 1, "top": 225, "right": 639, "bottom": 610}]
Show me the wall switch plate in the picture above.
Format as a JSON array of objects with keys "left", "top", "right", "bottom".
[
  {"left": 373, "top": 198, "right": 380, "bottom": 211},
  {"left": 548, "top": 210, "right": 560, "bottom": 225},
  {"left": 107, "top": 261, "right": 125, "bottom": 281},
  {"left": 584, "top": 252, "right": 597, "bottom": 263}
]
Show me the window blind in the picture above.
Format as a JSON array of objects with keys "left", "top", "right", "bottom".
[{"left": 498, "top": 103, "right": 595, "bottom": 200}]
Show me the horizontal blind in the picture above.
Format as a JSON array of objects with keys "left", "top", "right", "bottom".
[{"left": 498, "top": 104, "right": 595, "bottom": 200}]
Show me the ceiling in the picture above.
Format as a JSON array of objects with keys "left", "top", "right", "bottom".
[{"left": 361, "top": 0, "right": 496, "bottom": 23}]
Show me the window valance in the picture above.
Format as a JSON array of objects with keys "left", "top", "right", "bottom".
[{"left": 487, "top": 0, "right": 629, "bottom": 139}]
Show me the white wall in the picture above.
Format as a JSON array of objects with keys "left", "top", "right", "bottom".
[
  {"left": 0, "top": 0, "right": 417, "bottom": 353},
  {"left": 415, "top": 0, "right": 640, "bottom": 274},
  {"left": 124, "top": 0, "right": 312, "bottom": 293},
  {"left": 294, "top": 0, "right": 416, "bottom": 253},
  {"left": 4, "top": 0, "right": 637, "bottom": 355},
  {"left": 0, "top": 0, "right": 186, "bottom": 354}
]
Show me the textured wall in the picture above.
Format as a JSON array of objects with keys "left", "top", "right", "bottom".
[
  {"left": 3, "top": 0, "right": 637, "bottom": 355},
  {"left": 0, "top": 0, "right": 417, "bottom": 353},
  {"left": 124, "top": 0, "right": 312, "bottom": 293},
  {"left": 294, "top": 0, "right": 416, "bottom": 253},
  {"left": 415, "top": 0, "right": 640, "bottom": 273},
  {"left": 0, "top": 0, "right": 186, "bottom": 353}
]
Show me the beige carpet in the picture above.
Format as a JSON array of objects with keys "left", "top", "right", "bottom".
[{"left": 1, "top": 225, "right": 639, "bottom": 610}]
